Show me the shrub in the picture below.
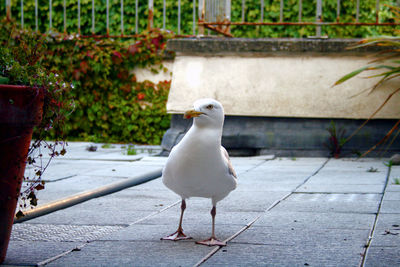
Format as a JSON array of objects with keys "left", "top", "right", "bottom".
[{"left": 42, "top": 29, "right": 174, "bottom": 144}]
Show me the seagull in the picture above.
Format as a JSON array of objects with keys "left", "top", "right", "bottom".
[{"left": 161, "top": 98, "right": 237, "bottom": 246}]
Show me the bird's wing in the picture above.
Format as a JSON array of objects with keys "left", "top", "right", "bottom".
[{"left": 220, "top": 146, "right": 237, "bottom": 179}]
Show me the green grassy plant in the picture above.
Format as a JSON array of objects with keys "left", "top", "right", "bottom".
[
  {"left": 334, "top": 6, "right": 400, "bottom": 156},
  {"left": 127, "top": 145, "right": 137, "bottom": 155},
  {"left": 42, "top": 29, "right": 173, "bottom": 144}
]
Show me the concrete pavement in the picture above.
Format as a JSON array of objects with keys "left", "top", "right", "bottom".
[{"left": 2, "top": 142, "right": 400, "bottom": 266}]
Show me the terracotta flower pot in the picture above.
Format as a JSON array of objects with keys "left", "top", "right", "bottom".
[{"left": 0, "top": 84, "right": 44, "bottom": 263}]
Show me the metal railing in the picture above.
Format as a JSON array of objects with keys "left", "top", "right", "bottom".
[
  {"left": 200, "top": 0, "right": 400, "bottom": 37},
  {"left": 3, "top": 0, "right": 199, "bottom": 36},
  {"left": 3, "top": 0, "right": 400, "bottom": 37}
]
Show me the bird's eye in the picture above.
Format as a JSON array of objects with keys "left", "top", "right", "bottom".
[{"left": 206, "top": 104, "right": 214, "bottom": 110}]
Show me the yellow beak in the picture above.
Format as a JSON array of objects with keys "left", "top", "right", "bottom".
[{"left": 184, "top": 109, "right": 204, "bottom": 119}]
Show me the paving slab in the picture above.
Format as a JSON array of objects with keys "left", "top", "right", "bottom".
[
  {"left": 383, "top": 191, "right": 400, "bottom": 201},
  {"left": 46, "top": 241, "right": 213, "bottom": 267},
  {"left": 187, "top": 191, "right": 291, "bottom": 212},
  {"left": 386, "top": 184, "right": 400, "bottom": 192},
  {"left": 296, "top": 183, "right": 385, "bottom": 193},
  {"left": 11, "top": 223, "right": 125, "bottom": 242},
  {"left": 140, "top": 208, "right": 260, "bottom": 227},
  {"left": 232, "top": 226, "right": 370, "bottom": 247},
  {"left": 371, "top": 214, "right": 400, "bottom": 247},
  {"left": 364, "top": 246, "right": 400, "bottom": 267},
  {"left": 380, "top": 199, "right": 400, "bottom": 214},
  {"left": 23, "top": 187, "right": 178, "bottom": 225},
  {"left": 272, "top": 193, "right": 381, "bottom": 214},
  {"left": 389, "top": 165, "right": 400, "bottom": 176},
  {"left": 203, "top": 243, "right": 364, "bottom": 267},
  {"left": 302, "top": 170, "right": 387, "bottom": 185},
  {"left": 254, "top": 211, "right": 376, "bottom": 230},
  {"left": 4, "top": 151, "right": 400, "bottom": 266},
  {"left": 102, "top": 223, "right": 242, "bottom": 243},
  {"left": 33, "top": 175, "right": 125, "bottom": 203},
  {"left": 3, "top": 241, "right": 84, "bottom": 266}
]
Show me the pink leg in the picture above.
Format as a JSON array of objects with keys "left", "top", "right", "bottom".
[
  {"left": 196, "top": 206, "right": 226, "bottom": 246},
  {"left": 161, "top": 199, "right": 192, "bottom": 241}
]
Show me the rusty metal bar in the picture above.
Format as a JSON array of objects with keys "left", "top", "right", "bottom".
[
  {"left": 200, "top": 21, "right": 400, "bottom": 27},
  {"left": 106, "top": 0, "right": 109, "bottom": 35},
  {"left": 356, "top": 0, "right": 360, "bottom": 22},
  {"left": 198, "top": 0, "right": 205, "bottom": 35},
  {"left": 135, "top": 0, "right": 138, "bottom": 34},
  {"left": 148, "top": 0, "right": 154, "bottom": 30},
  {"left": 78, "top": 0, "right": 81, "bottom": 34},
  {"left": 193, "top": 0, "right": 196, "bottom": 35},
  {"left": 298, "top": 0, "right": 302, "bottom": 22},
  {"left": 35, "top": 0, "right": 38, "bottom": 31},
  {"left": 163, "top": 0, "right": 166, "bottom": 29},
  {"left": 20, "top": 0, "right": 23, "bottom": 28},
  {"left": 242, "top": 0, "right": 245, "bottom": 22},
  {"left": 63, "top": 0, "right": 67, "bottom": 33},
  {"left": 226, "top": 0, "right": 230, "bottom": 22},
  {"left": 178, "top": 0, "right": 181, "bottom": 34},
  {"left": 6, "top": 0, "right": 11, "bottom": 20},
  {"left": 121, "top": 0, "right": 124, "bottom": 35},
  {"left": 5, "top": 0, "right": 400, "bottom": 38},
  {"left": 261, "top": 0, "right": 264, "bottom": 22},
  {"left": 316, "top": 0, "right": 322, "bottom": 37},
  {"left": 49, "top": 0, "right": 52, "bottom": 30},
  {"left": 203, "top": 23, "right": 232, "bottom": 37},
  {"left": 92, "top": 0, "right": 95, "bottom": 34}
]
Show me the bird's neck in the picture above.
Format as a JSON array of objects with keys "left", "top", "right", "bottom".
[{"left": 187, "top": 125, "right": 222, "bottom": 147}]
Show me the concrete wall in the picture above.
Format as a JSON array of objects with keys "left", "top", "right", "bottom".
[
  {"left": 161, "top": 38, "right": 400, "bottom": 156},
  {"left": 166, "top": 38, "right": 400, "bottom": 119},
  {"left": 133, "top": 62, "right": 174, "bottom": 83}
]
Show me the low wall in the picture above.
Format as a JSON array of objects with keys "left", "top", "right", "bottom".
[{"left": 162, "top": 38, "right": 400, "bottom": 157}]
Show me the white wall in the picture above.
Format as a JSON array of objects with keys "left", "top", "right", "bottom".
[{"left": 166, "top": 55, "right": 400, "bottom": 119}]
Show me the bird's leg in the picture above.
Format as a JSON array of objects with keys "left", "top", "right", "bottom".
[
  {"left": 196, "top": 206, "right": 227, "bottom": 246},
  {"left": 161, "top": 199, "right": 192, "bottom": 241}
]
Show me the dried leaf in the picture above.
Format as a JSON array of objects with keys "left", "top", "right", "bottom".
[
  {"left": 35, "top": 183, "right": 45, "bottom": 191},
  {"left": 15, "top": 210, "right": 25, "bottom": 219}
]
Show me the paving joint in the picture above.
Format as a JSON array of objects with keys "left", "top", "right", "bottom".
[
  {"left": 359, "top": 161, "right": 392, "bottom": 267},
  {"left": 42, "top": 174, "right": 78, "bottom": 183}
]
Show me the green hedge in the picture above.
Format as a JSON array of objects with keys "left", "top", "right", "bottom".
[
  {"left": 39, "top": 30, "right": 173, "bottom": 144},
  {"left": 231, "top": 0, "right": 398, "bottom": 38},
  {"left": 1, "top": 0, "right": 398, "bottom": 37}
]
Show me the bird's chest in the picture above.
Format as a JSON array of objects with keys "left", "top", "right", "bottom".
[{"left": 174, "top": 146, "right": 222, "bottom": 176}]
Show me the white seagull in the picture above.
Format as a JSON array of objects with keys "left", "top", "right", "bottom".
[{"left": 161, "top": 98, "right": 237, "bottom": 246}]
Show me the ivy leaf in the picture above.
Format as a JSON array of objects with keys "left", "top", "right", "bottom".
[{"left": 0, "top": 76, "right": 10, "bottom": 84}]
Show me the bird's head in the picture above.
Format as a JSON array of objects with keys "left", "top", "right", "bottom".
[{"left": 184, "top": 98, "right": 225, "bottom": 129}]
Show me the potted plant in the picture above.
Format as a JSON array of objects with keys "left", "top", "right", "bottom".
[{"left": 0, "top": 18, "right": 74, "bottom": 263}]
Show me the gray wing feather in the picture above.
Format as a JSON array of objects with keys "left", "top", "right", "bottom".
[{"left": 220, "top": 146, "right": 237, "bottom": 179}]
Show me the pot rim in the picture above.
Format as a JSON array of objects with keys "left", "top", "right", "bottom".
[{"left": 0, "top": 84, "right": 35, "bottom": 91}]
